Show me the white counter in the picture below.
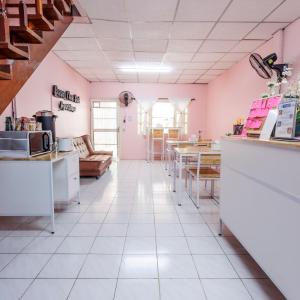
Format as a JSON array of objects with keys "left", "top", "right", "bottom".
[
  {"left": 0, "top": 151, "right": 80, "bottom": 233},
  {"left": 220, "top": 137, "right": 300, "bottom": 300}
]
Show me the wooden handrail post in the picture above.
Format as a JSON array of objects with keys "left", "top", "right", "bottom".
[
  {"left": 18, "top": 0, "right": 28, "bottom": 27},
  {"left": 35, "top": 0, "right": 43, "bottom": 16},
  {"left": 0, "top": 0, "right": 10, "bottom": 43}
]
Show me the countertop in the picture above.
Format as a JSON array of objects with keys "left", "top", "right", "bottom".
[
  {"left": 0, "top": 151, "right": 78, "bottom": 162},
  {"left": 223, "top": 136, "right": 300, "bottom": 150}
]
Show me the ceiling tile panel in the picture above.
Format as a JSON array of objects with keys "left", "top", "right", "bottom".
[
  {"left": 246, "top": 22, "right": 289, "bottom": 39},
  {"left": 105, "top": 51, "right": 135, "bottom": 61},
  {"left": 138, "top": 73, "right": 159, "bottom": 82},
  {"left": 53, "top": 38, "right": 100, "bottom": 51},
  {"left": 265, "top": 0, "right": 300, "bottom": 22},
  {"left": 133, "top": 39, "right": 168, "bottom": 52},
  {"left": 179, "top": 74, "right": 199, "bottom": 81},
  {"left": 186, "top": 62, "right": 215, "bottom": 69},
  {"left": 208, "top": 22, "right": 258, "bottom": 40},
  {"left": 135, "top": 52, "right": 164, "bottom": 62},
  {"left": 212, "top": 61, "right": 235, "bottom": 69},
  {"left": 182, "top": 69, "right": 207, "bottom": 75},
  {"left": 98, "top": 38, "right": 133, "bottom": 51},
  {"left": 92, "top": 20, "right": 131, "bottom": 39},
  {"left": 170, "top": 22, "right": 215, "bottom": 39},
  {"left": 66, "top": 60, "right": 111, "bottom": 68},
  {"left": 63, "top": 23, "right": 95, "bottom": 38},
  {"left": 230, "top": 40, "right": 265, "bottom": 52},
  {"left": 131, "top": 22, "right": 171, "bottom": 39},
  {"left": 193, "top": 52, "right": 226, "bottom": 62},
  {"left": 159, "top": 78, "right": 179, "bottom": 83},
  {"left": 176, "top": 0, "right": 231, "bottom": 21},
  {"left": 199, "top": 40, "right": 238, "bottom": 52},
  {"left": 167, "top": 40, "right": 203, "bottom": 52},
  {"left": 79, "top": 0, "right": 128, "bottom": 20},
  {"left": 205, "top": 69, "right": 224, "bottom": 75},
  {"left": 221, "top": 0, "right": 283, "bottom": 22},
  {"left": 164, "top": 52, "right": 194, "bottom": 62},
  {"left": 126, "top": 0, "right": 178, "bottom": 21},
  {"left": 220, "top": 52, "right": 247, "bottom": 61},
  {"left": 54, "top": 50, "right": 106, "bottom": 61}
]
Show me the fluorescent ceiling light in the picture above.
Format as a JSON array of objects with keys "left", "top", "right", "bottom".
[{"left": 120, "top": 65, "right": 172, "bottom": 73}]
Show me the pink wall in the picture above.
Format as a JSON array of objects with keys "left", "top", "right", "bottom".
[
  {"left": 90, "top": 83, "right": 207, "bottom": 159},
  {"left": 206, "top": 18, "right": 300, "bottom": 139},
  {"left": 0, "top": 52, "right": 90, "bottom": 137}
]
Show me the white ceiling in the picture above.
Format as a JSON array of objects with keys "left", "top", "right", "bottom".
[{"left": 52, "top": 0, "right": 299, "bottom": 84}]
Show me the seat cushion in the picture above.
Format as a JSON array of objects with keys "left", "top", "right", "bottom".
[
  {"left": 73, "top": 136, "right": 90, "bottom": 159},
  {"left": 81, "top": 155, "right": 111, "bottom": 163}
]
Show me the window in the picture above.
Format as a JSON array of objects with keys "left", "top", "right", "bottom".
[
  {"left": 137, "top": 100, "right": 188, "bottom": 135},
  {"left": 152, "top": 102, "right": 174, "bottom": 128}
]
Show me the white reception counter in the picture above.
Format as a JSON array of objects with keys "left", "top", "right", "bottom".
[{"left": 220, "top": 137, "right": 300, "bottom": 300}]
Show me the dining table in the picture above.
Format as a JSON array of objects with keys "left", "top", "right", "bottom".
[
  {"left": 172, "top": 146, "right": 221, "bottom": 206},
  {"left": 165, "top": 140, "right": 213, "bottom": 175}
]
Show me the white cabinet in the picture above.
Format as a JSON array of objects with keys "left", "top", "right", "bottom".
[
  {"left": 53, "top": 151, "right": 80, "bottom": 203},
  {"left": 0, "top": 151, "right": 80, "bottom": 233}
]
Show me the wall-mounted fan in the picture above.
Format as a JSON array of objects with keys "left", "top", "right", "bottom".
[
  {"left": 249, "top": 53, "right": 288, "bottom": 82},
  {"left": 119, "top": 91, "right": 135, "bottom": 107}
]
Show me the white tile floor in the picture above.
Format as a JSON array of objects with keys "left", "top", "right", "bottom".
[{"left": 0, "top": 160, "right": 285, "bottom": 300}]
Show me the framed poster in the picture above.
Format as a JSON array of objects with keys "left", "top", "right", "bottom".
[{"left": 275, "top": 100, "right": 298, "bottom": 139}]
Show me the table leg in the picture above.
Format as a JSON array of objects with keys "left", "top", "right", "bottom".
[
  {"left": 49, "top": 164, "right": 55, "bottom": 234},
  {"left": 177, "top": 155, "right": 183, "bottom": 206},
  {"left": 173, "top": 156, "right": 176, "bottom": 192}
]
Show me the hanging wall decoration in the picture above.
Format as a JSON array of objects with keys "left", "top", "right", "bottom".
[{"left": 52, "top": 85, "right": 80, "bottom": 112}]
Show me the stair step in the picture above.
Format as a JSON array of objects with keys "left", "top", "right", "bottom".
[
  {"left": 0, "top": 43, "right": 29, "bottom": 60},
  {"left": 43, "top": 3, "right": 63, "bottom": 21},
  {"left": 10, "top": 26, "right": 44, "bottom": 44},
  {"left": 0, "top": 65, "right": 12, "bottom": 80},
  {"left": 54, "top": 0, "right": 71, "bottom": 15},
  {"left": 28, "top": 14, "right": 54, "bottom": 31}
]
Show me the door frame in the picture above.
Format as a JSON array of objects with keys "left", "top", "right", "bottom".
[{"left": 90, "top": 99, "right": 120, "bottom": 160}]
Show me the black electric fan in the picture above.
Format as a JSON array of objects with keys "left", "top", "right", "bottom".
[
  {"left": 249, "top": 53, "right": 288, "bottom": 82},
  {"left": 119, "top": 91, "right": 135, "bottom": 107}
]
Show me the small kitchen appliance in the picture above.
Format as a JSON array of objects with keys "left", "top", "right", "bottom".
[{"left": 0, "top": 131, "right": 53, "bottom": 158}]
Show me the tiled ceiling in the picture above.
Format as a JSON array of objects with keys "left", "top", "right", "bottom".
[{"left": 52, "top": 0, "right": 298, "bottom": 84}]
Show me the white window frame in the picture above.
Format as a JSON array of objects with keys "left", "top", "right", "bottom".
[
  {"left": 138, "top": 100, "right": 189, "bottom": 135},
  {"left": 91, "top": 99, "right": 120, "bottom": 159}
]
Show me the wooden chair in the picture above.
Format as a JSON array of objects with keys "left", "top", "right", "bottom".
[
  {"left": 185, "top": 152, "right": 221, "bottom": 208},
  {"left": 151, "top": 128, "right": 164, "bottom": 161}
]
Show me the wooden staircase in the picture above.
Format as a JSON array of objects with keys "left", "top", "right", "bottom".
[{"left": 0, "top": 0, "right": 79, "bottom": 114}]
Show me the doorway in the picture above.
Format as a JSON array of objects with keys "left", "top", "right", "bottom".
[{"left": 91, "top": 100, "right": 119, "bottom": 159}]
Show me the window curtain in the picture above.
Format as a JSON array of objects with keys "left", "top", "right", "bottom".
[
  {"left": 137, "top": 98, "right": 156, "bottom": 135},
  {"left": 169, "top": 98, "right": 191, "bottom": 128}
]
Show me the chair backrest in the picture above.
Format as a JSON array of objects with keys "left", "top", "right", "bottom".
[
  {"left": 196, "top": 152, "right": 221, "bottom": 178},
  {"left": 152, "top": 128, "right": 164, "bottom": 139},
  {"left": 73, "top": 136, "right": 89, "bottom": 158},
  {"left": 168, "top": 128, "right": 180, "bottom": 140}
]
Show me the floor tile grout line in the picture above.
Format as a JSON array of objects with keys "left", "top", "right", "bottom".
[
  {"left": 152, "top": 163, "right": 162, "bottom": 300},
  {"left": 112, "top": 160, "right": 135, "bottom": 300},
  {"left": 65, "top": 193, "right": 115, "bottom": 300}
]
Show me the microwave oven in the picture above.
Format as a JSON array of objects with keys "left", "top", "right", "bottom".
[{"left": 0, "top": 131, "right": 53, "bottom": 158}]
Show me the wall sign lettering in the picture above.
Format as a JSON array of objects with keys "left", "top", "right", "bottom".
[
  {"left": 58, "top": 101, "right": 76, "bottom": 112},
  {"left": 52, "top": 85, "right": 80, "bottom": 112}
]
